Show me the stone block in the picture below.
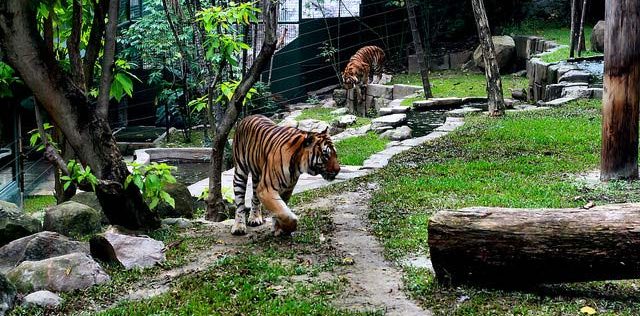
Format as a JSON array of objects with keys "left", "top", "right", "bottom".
[
  {"left": 392, "top": 84, "right": 423, "bottom": 100},
  {"left": 366, "top": 84, "right": 393, "bottom": 100}
]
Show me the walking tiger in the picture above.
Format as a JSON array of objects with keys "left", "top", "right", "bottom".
[
  {"left": 230, "top": 115, "right": 341, "bottom": 236},
  {"left": 342, "top": 45, "right": 386, "bottom": 89}
]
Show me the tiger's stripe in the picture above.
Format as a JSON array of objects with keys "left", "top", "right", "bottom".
[{"left": 342, "top": 45, "right": 386, "bottom": 89}]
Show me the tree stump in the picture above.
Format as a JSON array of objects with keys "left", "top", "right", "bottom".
[{"left": 428, "top": 204, "right": 640, "bottom": 286}]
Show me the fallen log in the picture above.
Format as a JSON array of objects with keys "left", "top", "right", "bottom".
[{"left": 428, "top": 203, "right": 640, "bottom": 286}]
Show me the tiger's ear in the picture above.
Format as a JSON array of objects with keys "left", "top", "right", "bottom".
[{"left": 303, "top": 132, "right": 314, "bottom": 147}]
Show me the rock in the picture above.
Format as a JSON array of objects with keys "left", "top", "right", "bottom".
[
  {"left": 0, "top": 201, "right": 42, "bottom": 247},
  {"left": 70, "top": 192, "right": 108, "bottom": 225},
  {"left": 588, "top": 87, "right": 603, "bottom": 99},
  {"left": 591, "top": 20, "right": 605, "bottom": 53},
  {"left": 333, "top": 115, "right": 357, "bottom": 128},
  {"left": 473, "top": 36, "right": 516, "bottom": 71},
  {"left": 0, "top": 274, "right": 16, "bottom": 316},
  {"left": 366, "top": 84, "right": 393, "bottom": 100},
  {"left": 332, "top": 89, "right": 347, "bottom": 107},
  {"left": 449, "top": 50, "right": 473, "bottom": 69},
  {"left": 561, "top": 84, "right": 592, "bottom": 99},
  {"left": 373, "top": 97, "right": 388, "bottom": 111},
  {"left": 413, "top": 97, "right": 463, "bottom": 110},
  {"left": 90, "top": 231, "right": 165, "bottom": 270},
  {"left": 22, "top": 290, "right": 63, "bottom": 308},
  {"left": 43, "top": 201, "right": 102, "bottom": 238},
  {"left": 297, "top": 119, "right": 330, "bottom": 133},
  {"left": 0, "top": 231, "right": 89, "bottom": 274},
  {"left": 322, "top": 99, "right": 337, "bottom": 108},
  {"left": 558, "top": 70, "right": 592, "bottom": 83},
  {"left": 511, "top": 89, "right": 527, "bottom": 101},
  {"left": 371, "top": 114, "right": 407, "bottom": 130},
  {"left": 544, "top": 97, "right": 578, "bottom": 107},
  {"left": 156, "top": 182, "right": 194, "bottom": 219},
  {"left": 330, "top": 107, "right": 349, "bottom": 115},
  {"left": 278, "top": 118, "right": 298, "bottom": 128},
  {"left": 407, "top": 54, "right": 419, "bottom": 74},
  {"left": 161, "top": 217, "right": 192, "bottom": 228},
  {"left": 446, "top": 107, "right": 482, "bottom": 117},
  {"left": 378, "top": 107, "right": 409, "bottom": 116},
  {"left": 379, "top": 126, "right": 412, "bottom": 141},
  {"left": 378, "top": 73, "right": 393, "bottom": 85},
  {"left": 392, "top": 84, "right": 422, "bottom": 100},
  {"left": 7, "top": 253, "right": 110, "bottom": 293},
  {"left": 429, "top": 54, "right": 449, "bottom": 70},
  {"left": 373, "top": 126, "right": 393, "bottom": 134}
]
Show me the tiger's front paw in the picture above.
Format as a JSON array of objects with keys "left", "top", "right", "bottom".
[
  {"left": 231, "top": 222, "right": 247, "bottom": 235},
  {"left": 247, "top": 214, "right": 264, "bottom": 227},
  {"left": 272, "top": 215, "right": 297, "bottom": 236}
]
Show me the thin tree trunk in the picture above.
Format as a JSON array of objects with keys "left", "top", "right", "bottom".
[
  {"left": 206, "top": 0, "right": 278, "bottom": 221},
  {"left": 470, "top": 0, "right": 505, "bottom": 116},
  {"left": 406, "top": 0, "right": 432, "bottom": 98},
  {"left": 569, "top": 0, "right": 582, "bottom": 58},
  {"left": 600, "top": 0, "right": 640, "bottom": 181},
  {"left": 577, "top": 0, "right": 589, "bottom": 56},
  {"left": 96, "top": 0, "right": 119, "bottom": 119}
]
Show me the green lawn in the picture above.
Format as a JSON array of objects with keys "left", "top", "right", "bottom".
[
  {"left": 390, "top": 70, "right": 529, "bottom": 105},
  {"left": 22, "top": 195, "right": 56, "bottom": 214},
  {"left": 296, "top": 107, "right": 371, "bottom": 129},
  {"left": 335, "top": 132, "right": 389, "bottom": 166},
  {"left": 367, "top": 99, "right": 640, "bottom": 315}
]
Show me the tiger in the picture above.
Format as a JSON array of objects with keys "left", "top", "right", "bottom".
[
  {"left": 230, "top": 114, "right": 341, "bottom": 236},
  {"left": 342, "top": 45, "right": 386, "bottom": 90}
]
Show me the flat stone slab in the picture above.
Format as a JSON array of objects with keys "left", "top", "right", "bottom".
[
  {"left": 544, "top": 97, "right": 578, "bottom": 107},
  {"left": 366, "top": 84, "right": 393, "bottom": 99},
  {"left": 446, "top": 107, "right": 482, "bottom": 117},
  {"left": 387, "top": 99, "right": 403, "bottom": 107},
  {"left": 400, "top": 132, "right": 448, "bottom": 147},
  {"left": 392, "top": 84, "right": 422, "bottom": 99},
  {"left": 371, "top": 114, "right": 407, "bottom": 129},
  {"left": 378, "top": 106, "right": 410, "bottom": 116},
  {"left": 559, "top": 70, "right": 592, "bottom": 83}
]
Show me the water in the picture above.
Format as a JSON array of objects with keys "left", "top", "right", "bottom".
[
  {"left": 406, "top": 110, "right": 447, "bottom": 137},
  {"left": 573, "top": 60, "right": 604, "bottom": 83},
  {"left": 154, "top": 159, "right": 210, "bottom": 186}
]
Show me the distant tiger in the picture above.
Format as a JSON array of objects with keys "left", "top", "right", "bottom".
[
  {"left": 342, "top": 45, "right": 386, "bottom": 89},
  {"left": 230, "top": 115, "right": 340, "bottom": 236}
]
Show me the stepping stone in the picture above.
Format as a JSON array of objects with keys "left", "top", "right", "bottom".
[{"left": 371, "top": 114, "right": 407, "bottom": 130}]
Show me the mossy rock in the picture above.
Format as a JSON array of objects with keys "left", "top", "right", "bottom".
[
  {"left": 70, "top": 192, "right": 109, "bottom": 224},
  {"left": 156, "top": 183, "right": 195, "bottom": 219},
  {"left": 0, "top": 273, "right": 16, "bottom": 314},
  {"left": 0, "top": 200, "right": 42, "bottom": 247},
  {"left": 43, "top": 201, "right": 102, "bottom": 238}
]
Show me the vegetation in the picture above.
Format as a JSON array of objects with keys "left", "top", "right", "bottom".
[
  {"left": 22, "top": 195, "right": 56, "bottom": 214},
  {"left": 335, "top": 132, "right": 389, "bottom": 166},
  {"left": 296, "top": 107, "right": 372, "bottom": 129},
  {"left": 368, "top": 99, "right": 640, "bottom": 314}
]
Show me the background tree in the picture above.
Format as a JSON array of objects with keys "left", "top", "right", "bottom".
[
  {"left": 470, "top": 0, "right": 505, "bottom": 116},
  {"left": 0, "top": 0, "right": 160, "bottom": 230},
  {"left": 600, "top": 0, "right": 640, "bottom": 180},
  {"left": 406, "top": 0, "right": 433, "bottom": 98}
]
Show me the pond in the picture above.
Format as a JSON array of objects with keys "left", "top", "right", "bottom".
[
  {"left": 406, "top": 110, "right": 447, "bottom": 137},
  {"left": 154, "top": 159, "right": 210, "bottom": 186}
]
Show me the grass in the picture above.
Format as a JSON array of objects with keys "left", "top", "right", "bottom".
[
  {"left": 335, "top": 132, "right": 389, "bottom": 166},
  {"left": 22, "top": 195, "right": 56, "bottom": 214},
  {"left": 296, "top": 107, "right": 371, "bottom": 129},
  {"left": 367, "top": 99, "right": 640, "bottom": 314},
  {"left": 390, "top": 70, "right": 529, "bottom": 105}
]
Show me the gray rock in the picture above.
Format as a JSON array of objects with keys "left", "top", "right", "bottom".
[
  {"left": 333, "top": 115, "right": 357, "bottom": 128},
  {"left": 378, "top": 73, "right": 393, "bottom": 85},
  {"left": 332, "top": 89, "right": 347, "bottom": 107},
  {"left": 7, "top": 252, "right": 110, "bottom": 293},
  {"left": 297, "top": 119, "right": 330, "bottom": 133},
  {"left": 379, "top": 126, "right": 412, "bottom": 141},
  {"left": 473, "top": 36, "right": 516, "bottom": 71},
  {"left": 378, "top": 106, "right": 409, "bottom": 116},
  {"left": 278, "top": 118, "right": 298, "bottom": 128},
  {"left": 0, "top": 231, "right": 89, "bottom": 274},
  {"left": 588, "top": 87, "right": 603, "bottom": 100},
  {"left": 392, "top": 84, "right": 422, "bottom": 100},
  {"left": 559, "top": 70, "right": 592, "bottom": 83},
  {"left": 449, "top": 50, "right": 473, "bottom": 69},
  {"left": 371, "top": 114, "right": 407, "bottom": 130},
  {"left": 562, "top": 85, "right": 592, "bottom": 99},
  {"left": 161, "top": 217, "right": 192, "bottom": 228},
  {"left": 43, "top": 201, "right": 102, "bottom": 238},
  {"left": 591, "top": 20, "right": 605, "bottom": 53},
  {"left": 366, "top": 84, "right": 393, "bottom": 99},
  {"left": 22, "top": 290, "right": 63, "bottom": 308},
  {"left": 446, "top": 107, "right": 482, "bottom": 117},
  {"left": 0, "top": 274, "right": 16, "bottom": 316},
  {"left": 556, "top": 64, "right": 580, "bottom": 79},
  {"left": 90, "top": 231, "right": 165, "bottom": 270},
  {"left": 330, "top": 107, "right": 349, "bottom": 115},
  {"left": 70, "top": 192, "right": 108, "bottom": 225},
  {"left": 322, "top": 99, "right": 337, "bottom": 108},
  {"left": 544, "top": 97, "right": 578, "bottom": 107},
  {"left": 373, "top": 126, "right": 394, "bottom": 134},
  {"left": 0, "top": 201, "right": 42, "bottom": 247},
  {"left": 156, "top": 182, "right": 194, "bottom": 219},
  {"left": 373, "top": 97, "right": 388, "bottom": 111}
]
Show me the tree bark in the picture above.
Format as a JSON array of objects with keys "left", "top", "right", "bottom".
[
  {"left": 569, "top": 0, "right": 580, "bottom": 57},
  {"left": 470, "top": 0, "right": 505, "bottom": 116},
  {"left": 205, "top": 0, "right": 278, "bottom": 221},
  {"left": 601, "top": 0, "right": 640, "bottom": 181},
  {"left": 96, "top": 0, "right": 119, "bottom": 119},
  {"left": 406, "top": 0, "right": 432, "bottom": 98},
  {"left": 429, "top": 204, "right": 640, "bottom": 286},
  {"left": 577, "top": 0, "right": 589, "bottom": 56},
  {"left": 0, "top": 0, "right": 160, "bottom": 230}
]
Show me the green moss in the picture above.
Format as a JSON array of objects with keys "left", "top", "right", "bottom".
[{"left": 335, "top": 132, "right": 389, "bottom": 166}]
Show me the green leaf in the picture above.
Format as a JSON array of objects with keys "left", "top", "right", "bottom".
[{"left": 63, "top": 181, "right": 71, "bottom": 191}]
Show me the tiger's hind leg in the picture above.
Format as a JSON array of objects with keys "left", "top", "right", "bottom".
[
  {"left": 247, "top": 174, "right": 264, "bottom": 227},
  {"left": 231, "top": 167, "right": 249, "bottom": 235}
]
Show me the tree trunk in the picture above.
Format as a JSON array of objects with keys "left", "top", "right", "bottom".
[
  {"left": 205, "top": 0, "right": 278, "bottom": 221},
  {"left": 428, "top": 204, "right": 640, "bottom": 286},
  {"left": 577, "top": 0, "right": 589, "bottom": 56},
  {"left": 569, "top": 0, "right": 580, "bottom": 57},
  {"left": 406, "top": 0, "right": 432, "bottom": 98},
  {"left": 470, "top": 0, "right": 505, "bottom": 116},
  {"left": 0, "top": 0, "right": 160, "bottom": 230},
  {"left": 601, "top": 0, "right": 640, "bottom": 181}
]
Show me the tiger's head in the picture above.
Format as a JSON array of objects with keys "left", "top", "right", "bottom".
[
  {"left": 301, "top": 128, "right": 340, "bottom": 181},
  {"left": 342, "top": 61, "right": 368, "bottom": 90}
]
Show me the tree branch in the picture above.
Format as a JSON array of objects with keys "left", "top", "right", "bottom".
[
  {"left": 68, "top": 0, "right": 85, "bottom": 89},
  {"left": 84, "top": 0, "right": 108, "bottom": 89},
  {"left": 96, "top": 0, "right": 120, "bottom": 119}
]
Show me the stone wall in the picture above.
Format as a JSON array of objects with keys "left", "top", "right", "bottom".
[{"left": 346, "top": 84, "right": 423, "bottom": 116}]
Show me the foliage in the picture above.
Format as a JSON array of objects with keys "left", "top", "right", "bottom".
[
  {"left": 244, "top": 81, "right": 280, "bottom": 117},
  {"left": 23, "top": 195, "right": 57, "bottom": 214},
  {"left": 60, "top": 160, "right": 99, "bottom": 192},
  {"left": 0, "top": 61, "right": 22, "bottom": 98},
  {"left": 125, "top": 162, "right": 177, "bottom": 209},
  {"left": 295, "top": 107, "right": 371, "bottom": 128},
  {"left": 335, "top": 132, "right": 389, "bottom": 166},
  {"left": 197, "top": 187, "right": 233, "bottom": 204},
  {"left": 28, "top": 123, "right": 57, "bottom": 151},
  {"left": 216, "top": 80, "right": 256, "bottom": 105},
  {"left": 109, "top": 60, "right": 141, "bottom": 102}
]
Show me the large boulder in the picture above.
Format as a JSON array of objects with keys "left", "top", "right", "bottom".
[
  {"left": 6, "top": 252, "right": 110, "bottom": 293},
  {"left": 333, "top": 115, "right": 357, "bottom": 129},
  {"left": 155, "top": 182, "right": 195, "bottom": 219},
  {"left": 297, "top": 119, "right": 330, "bottom": 133},
  {"left": 90, "top": 229, "right": 165, "bottom": 270},
  {"left": 43, "top": 201, "right": 102, "bottom": 238},
  {"left": 473, "top": 36, "right": 516, "bottom": 72},
  {"left": 379, "top": 126, "right": 412, "bottom": 141},
  {"left": 371, "top": 114, "right": 407, "bottom": 130},
  {"left": 0, "top": 231, "right": 89, "bottom": 274},
  {"left": 0, "top": 274, "right": 16, "bottom": 316},
  {"left": 0, "top": 201, "right": 41, "bottom": 247},
  {"left": 70, "top": 192, "right": 109, "bottom": 224},
  {"left": 22, "top": 290, "right": 63, "bottom": 309},
  {"left": 591, "top": 20, "right": 605, "bottom": 53}
]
